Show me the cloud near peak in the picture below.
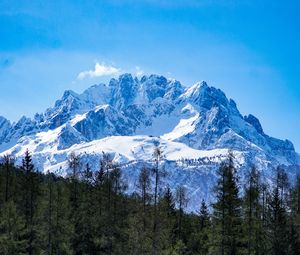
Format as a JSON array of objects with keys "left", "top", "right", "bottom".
[{"left": 77, "top": 62, "right": 120, "bottom": 79}]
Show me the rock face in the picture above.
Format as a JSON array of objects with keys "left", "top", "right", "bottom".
[
  {"left": 0, "top": 73, "right": 299, "bottom": 211},
  {"left": 0, "top": 116, "right": 11, "bottom": 143}
]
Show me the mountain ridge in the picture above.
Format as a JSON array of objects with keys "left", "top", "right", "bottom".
[
  {"left": 0, "top": 73, "right": 299, "bottom": 211},
  {"left": 0, "top": 73, "right": 298, "bottom": 168}
]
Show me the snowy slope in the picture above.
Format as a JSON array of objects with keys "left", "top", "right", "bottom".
[
  {"left": 0, "top": 73, "right": 299, "bottom": 211},
  {"left": 3, "top": 133, "right": 249, "bottom": 211}
]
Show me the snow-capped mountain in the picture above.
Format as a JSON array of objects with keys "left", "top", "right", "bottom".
[{"left": 0, "top": 73, "right": 299, "bottom": 211}]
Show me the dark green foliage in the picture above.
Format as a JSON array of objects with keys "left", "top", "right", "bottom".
[
  {"left": 288, "top": 174, "right": 300, "bottom": 254},
  {"left": 42, "top": 173, "right": 73, "bottom": 255},
  {"left": 210, "top": 153, "right": 244, "bottom": 255},
  {"left": 0, "top": 151, "right": 300, "bottom": 254},
  {"left": 0, "top": 201, "right": 27, "bottom": 254},
  {"left": 267, "top": 187, "right": 289, "bottom": 254},
  {"left": 186, "top": 200, "right": 210, "bottom": 255},
  {"left": 20, "top": 149, "right": 43, "bottom": 255},
  {"left": 242, "top": 167, "right": 265, "bottom": 254},
  {"left": 152, "top": 145, "right": 164, "bottom": 255},
  {"left": 175, "top": 186, "right": 188, "bottom": 241}
]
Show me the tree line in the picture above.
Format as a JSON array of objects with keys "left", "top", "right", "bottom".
[{"left": 0, "top": 149, "right": 300, "bottom": 254}]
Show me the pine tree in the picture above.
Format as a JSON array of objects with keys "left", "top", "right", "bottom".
[
  {"left": 0, "top": 201, "right": 27, "bottom": 254},
  {"left": 2, "top": 154, "right": 14, "bottom": 203},
  {"left": 45, "top": 172, "right": 55, "bottom": 255},
  {"left": 161, "top": 186, "right": 177, "bottom": 250},
  {"left": 101, "top": 153, "right": 115, "bottom": 254},
  {"left": 260, "top": 181, "right": 269, "bottom": 254},
  {"left": 21, "top": 150, "right": 34, "bottom": 226},
  {"left": 20, "top": 149, "right": 41, "bottom": 255},
  {"left": 94, "top": 153, "right": 129, "bottom": 254},
  {"left": 267, "top": 186, "right": 289, "bottom": 254},
  {"left": 210, "top": 153, "right": 243, "bottom": 255},
  {"left": 199, "top": 200, "right": 210, "bottom": 231},
  {"left": 137, "top": 167, "right": 151, "bottom": 231},
  {"left": 175, "top": 185, "right": 188, "bottom": 241},
  {"left": 242, "top": 167, "right": 264, "bottom": 255},
  {"left": 94, "top": 155, "right": 106, "bottom": 218},
  {"left": 110, "top": 164, "right": 129, "bottom": 254},
  {"left": 76, "top": 163, "right": 96, "bottom": 254},
  {"left": 163, "top": 187, "right": 176, "bottom": 217},
  {"left": 67, "top": 152, "right": 83, "bottom": 254},
  {"left": 127, "top": 166, "right": 153, "bottom": 254},
  {"left": 188, "top": 199, "right": 210, "bottom": 255},
  {"left": 52, "top": 179, "right": 73, "bottom": 255},
  {"left": 276, "top": 167, "right": 290, "bottom": 206},
  {"left": 93, "top": 153, "right": 111, "bottom": 253},
  {"left": 40, "top": 172, "right": 73, "bottom": 255},
  {"left": 198, "top": 200, "right": 210, "bottom": 254},
  {"left": 286, "top": 174, "right": 300, "bottom": 254},
  {"left": 67, "top": 152, "right": 81, "bottom": 211},
  {"left": 152, "top": 145, "right": 165, "bottom": 255}
]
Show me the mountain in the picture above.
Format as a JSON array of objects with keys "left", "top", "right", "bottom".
[{"left": 0, "top": 73, "right": 299, "bottom": 211}]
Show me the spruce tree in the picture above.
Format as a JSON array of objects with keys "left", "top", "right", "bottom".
[
  {"left": 289, "top": 174, "right": 300, "bottom": 254},
  {"left": 242, "top": 167, "right": 264, "bottom": 255},
  {"left": 198, "top": 200, "right": 210, "bottom": 255},
  {"left": 152, "top": 145, "right": 165, "bottom": 255},
  {"left": 67, "top": 152, "right": 81, "bottom": 211},
  {"left": 199, "top": 199, "right": 210, "bottom": 231},
  {"left": 161, "top": 186, "right": 176, "bottom": 249},
  {"left": 67, "top": 152, "right": 83, "bottom": 254},
  {"left": 0, "top": 201, "right": 27, "bottom": 254},
  {"left": 175, "top": 185, "right": 188, "bottom": 241},
  {"left": 276, "top": 167, "right": 290, "bottom": 206},
  {"left": 76, "top": 163, "right": 96, "bottom": 254},
  {"left": 45, "top": 172, "right": 55, "bottom": 255},
  {"left": 2, "top": 155, "right": 14, "bottom": 203},
  {"left": 20, "top": 149, "right": 41, "bottom": 255},
  {"left": 94, "top": 153, "right": 129, "bottom": 254},
  {"left": 52, "top": 179, "right": 73, "bottom": 255},
  {"left": 128, "top": 166, "right": 153, "bottom": 254},
  {"left": 137, "top": 167, "right": 151, "bottom": 231},
  {"left": 93, "top": 153, "right": 110, "bottom": 253},
  {"left": 210, "top": 153, "right": 243, "bottom": 255},
  {"left": 267, "top": 186, "right": 289, "bottom": 255},
  {"left": 188, "top": 199, "right": 210, "bottom": 255}
]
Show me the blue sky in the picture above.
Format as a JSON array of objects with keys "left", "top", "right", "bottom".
[{"left": 0, "top": 0, "right": 299, "bottom": 150}]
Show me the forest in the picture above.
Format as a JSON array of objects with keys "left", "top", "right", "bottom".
[{"left": 0, "top": 148, "right": 300, "bottom": 255}]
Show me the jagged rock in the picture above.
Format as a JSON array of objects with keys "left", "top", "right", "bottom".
[{"left": 0, "top": 73, "right": 299, "bottom": 211}]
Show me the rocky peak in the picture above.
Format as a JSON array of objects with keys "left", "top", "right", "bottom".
[
  {"left": 244, "top": 114, "right": 264, "bottom": 134},
  {"left": 0, "top": 73, "right": 298, "bottom": 171},
  {"left": 62, "top": 89, "right": 78, "bottom": 99},
  {"left": 181, "top": 81, "right": 229, "bottom": 110},
  {"left": 110, "top": 73, "right": 139, "bottom": 109},
  {"left": 0, "top": 116, "right": 11, "bottom": 141},
  {"left": 141, "top": 74, "right": 168, "bottom": 86},
  {"left": 58, "top": 123, "right": 86, "bottom": 150},
  {"left": 164, "top": 79, "right": 184, "bottom": 100},
  {"left": 81, "top": 83, "right": 110, "bottom": 105},
  {"left": 3, "top": 116, "right": 38, "bottom": 143},
  {"left": 140, "top": 74, "right": 169, "bottom": 102},
  {"left": 0, "top": 116, "right": 10, "bottom": 127}
]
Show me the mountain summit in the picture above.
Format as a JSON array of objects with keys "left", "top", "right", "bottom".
[{"left": 0, "top": 74, "right": 299, "bottom": 210}]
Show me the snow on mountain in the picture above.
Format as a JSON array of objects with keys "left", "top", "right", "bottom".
[
  {"left": 4, "top": 133, "right": 247, "bottom": 211},
  {"left": 43, "top": 83, "right": 110, "bottom": 129},
  {"left": 0, "top": 73, "right": 299, "bottom": 211}
]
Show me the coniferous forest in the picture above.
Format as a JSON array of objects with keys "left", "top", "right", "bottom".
[{"left": 0, "top": 149, "right": 300, "bottom": 255}]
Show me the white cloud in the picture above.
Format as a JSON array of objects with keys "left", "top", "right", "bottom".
[
  {"left": 77, "top": 62, "right": 120, "bottom": 79},
  {"left": 135, "top": 66, "right": 144, "bottom": 77}
]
